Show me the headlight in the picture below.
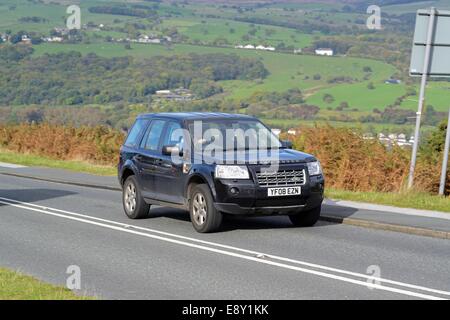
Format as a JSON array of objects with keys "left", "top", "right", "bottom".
[
  {"left": 307, "top": 161, "right": 322, "bottom": 176},
  {"left": 215, "top": 165, "right": 249, "bottom": 179}
]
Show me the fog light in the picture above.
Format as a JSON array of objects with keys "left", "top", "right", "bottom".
[{"left": 230, "top": 187, "right": 239, "bottom": 195}]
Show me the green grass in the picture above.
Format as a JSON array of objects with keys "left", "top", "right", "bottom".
[
  {"left": 0, "top": 267, "right": 94, "bottom": 300},
  {"left": 326, "top": 188, "right": 450, "bottom": 213},
  {"left": 306, "top": 82, "right": 407, "bottom": 112},
  {"left": 163, "top": 17, "right": 314, "bottom": 48},
  {"left": 0, "top": 149, "right": 115, "bottom": 176}
]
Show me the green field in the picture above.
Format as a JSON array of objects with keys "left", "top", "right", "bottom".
[
  {"left": 2, "top": 0, "right": 450, "bottom": 128},
  {"left": 162, "top": 17, "right": 314, "bottom": 48},
  {"left": 32, "top": 41, "right": 402, "bottom": 107}
]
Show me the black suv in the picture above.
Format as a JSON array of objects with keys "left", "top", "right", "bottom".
[{"left": 118, "top": 112, "right": 324, "bottom": 233}]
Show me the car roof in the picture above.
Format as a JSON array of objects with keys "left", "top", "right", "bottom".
[{"left": 136, "top": 112, "right": 255, "bottom": 121}]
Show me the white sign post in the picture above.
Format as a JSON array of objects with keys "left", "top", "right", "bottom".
[
  {"left": 439, "top": 109, "right": 450, "bottom": 196},
  {"left": 408, "top": 8, "right": 450, "bottom": 189}
]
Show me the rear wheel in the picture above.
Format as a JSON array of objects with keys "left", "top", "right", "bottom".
[
  {"left": 123, "top": 176, "right": 150, "bottom": 219},
  {"left": 189, "top": 184, "right": 222, "bottom": 233},
  {"left": 289, "top": 206, "right": 321, "bottom": 227}
]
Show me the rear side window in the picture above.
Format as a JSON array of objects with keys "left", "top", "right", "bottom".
[
  {"left": 124, "top": 119, "right": 148, "bottom": 148},
  {"left": 141, "top": 120, "right": 166, "bottom": 151}
]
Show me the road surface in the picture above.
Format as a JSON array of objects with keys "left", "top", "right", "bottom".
[{"left": 0, "top": 174, "right": 449, "bottom": 299}]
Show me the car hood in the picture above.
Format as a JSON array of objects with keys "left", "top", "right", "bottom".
[{"left": 193, "top": 148, "right": 316, "bottom": 164}]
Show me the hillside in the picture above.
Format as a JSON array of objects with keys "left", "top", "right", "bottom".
[{"left": 0, "top": 0, "right": 449, "bottom": 132}]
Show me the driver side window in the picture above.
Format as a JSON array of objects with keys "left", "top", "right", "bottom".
[{"left": 162, "top": 121, "right": 183, "bottom": 149}]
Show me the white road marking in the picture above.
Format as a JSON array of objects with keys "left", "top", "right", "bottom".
[
  {"left": 0, "top": 196, "right": 449, "bottom": 300},
  {"left": 0, "top": 162, "right": 26, "bottom": 169}
]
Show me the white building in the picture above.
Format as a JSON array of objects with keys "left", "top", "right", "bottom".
[
  {"left": 156, "top": 90, "right": 171, "bottom": 95},
  {"left": 43, "top": 36, "right": 63, "bottom": 42},
  {"left": 244, "top": 44, "right": 255, "bottom": 49},
  {"left": 315, "top": 48, "right": 334, "bottom": 56}
]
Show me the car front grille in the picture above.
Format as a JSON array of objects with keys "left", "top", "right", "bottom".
[{"left": 255, "top": 169, "right": 306, "bottom": 187}]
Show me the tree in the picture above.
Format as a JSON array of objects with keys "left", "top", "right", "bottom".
[{"left": 323, "top": 93, "right": 334, "bottom": 103}]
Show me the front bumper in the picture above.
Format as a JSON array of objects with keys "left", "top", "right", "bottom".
[
  {"left": 214, "top": 203, "right": 306, "bottom": 215},
  {"left": 212, "top": 173, "right": 324, "bottom": 216}
]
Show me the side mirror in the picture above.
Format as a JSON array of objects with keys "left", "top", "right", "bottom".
[
  {"left": 162, "top": 144, "right": 183, "bottom": 156},
  {"left": 281, "top": 140, "right": 293, "bottom": 149}
]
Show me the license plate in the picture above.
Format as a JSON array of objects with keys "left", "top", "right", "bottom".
[{"left": 267, "top": 186, "right": 301, "bottom": 197}]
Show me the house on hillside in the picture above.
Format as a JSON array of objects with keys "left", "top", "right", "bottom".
[
  {"left": 155, "top": 88, "right": 193, "bottom": 101},
  {"left": 315, "top": 48, "right": 333, "bottom": 56},
  {"left": 21, "top": 35, "right": 31, "bottom": 44},
  {"left": 385, "top": 79, "right": 402, "bottom": 84},
  {"left": 42, "top": 36, "right": 63, "bottom": 42}
]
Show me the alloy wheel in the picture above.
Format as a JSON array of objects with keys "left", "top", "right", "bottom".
[
  {"left": 124, "top": 182, "right": 137, "bottom": 213},
  {"left": 192, "top": 192, "right": 207, "bottom": 225}
]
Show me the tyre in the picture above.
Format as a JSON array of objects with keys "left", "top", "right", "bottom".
[
  {"left": 289, "top": 205, "right": 321, "bottom": 227},
  {"left": 122, "top": 175, "right": 150, "bottom": 219},
  {"left": 189, "top": 184, "right": 222, "bottom": 233}
]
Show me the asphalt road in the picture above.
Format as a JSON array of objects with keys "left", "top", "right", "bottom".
[{"left": 1, "top": 174, "right": 449, "bottom": 300}]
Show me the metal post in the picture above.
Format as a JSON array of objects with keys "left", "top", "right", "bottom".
[
  {"left": 408, "top": 7, "right": 437, "bottom": 189},
  {"left": 439, "top": 108, "right": 450, "bottom": 195}
]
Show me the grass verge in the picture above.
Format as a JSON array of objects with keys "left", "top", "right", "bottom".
[
  {"left": 0, "top": 149, "right": 115, "bottom": 176},
  {"left": 0, "top": 267, "right": 93, "bottom": 300},
  {"left": 326, "top": 188, "right": 450, "bottom": 213}
]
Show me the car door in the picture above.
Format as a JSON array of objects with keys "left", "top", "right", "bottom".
[
  {"left": 135, "top": 119, "right": 167, "bottom": 200},
  {"left": 152, "top": 121, "right": 186, "bottom": 204}
]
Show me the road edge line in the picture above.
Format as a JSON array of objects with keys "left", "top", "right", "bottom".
[{"left": 0, "top": 172, "right": 121, "bottom": 191}]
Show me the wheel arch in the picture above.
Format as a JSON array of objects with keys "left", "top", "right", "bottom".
[
  {"left": 120, "top": 164, "right": 138, "bottom": 187},
  {"left": 185, "top": 173, "right": 216, "bottom": 202}
]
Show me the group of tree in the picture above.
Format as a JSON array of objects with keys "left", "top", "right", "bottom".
[
  {"left": 88, "top": 5, "right": 158, "bottom": 19},
  {"left": 0, "top": 46, "right": 268, "bottom": 106}
]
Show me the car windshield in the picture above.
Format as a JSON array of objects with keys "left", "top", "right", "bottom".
[{"left": 188, "top": 119, "right": 282, "bottom": 151}]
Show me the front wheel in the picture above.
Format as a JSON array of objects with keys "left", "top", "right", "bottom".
[
  {"left": 289, "top": 206, "right": 321, "bottom": 227},
  {"left": 189, "top": 184, "right": 223, "bottom": 233},
  {"left": 123, "top": 176, "right": 150, "bottom": 219}
]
